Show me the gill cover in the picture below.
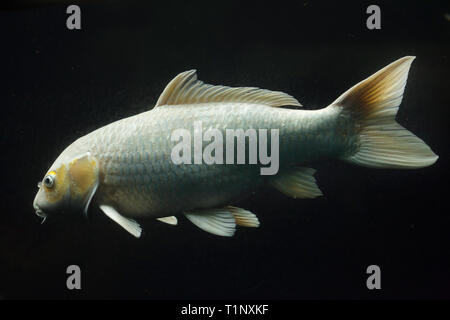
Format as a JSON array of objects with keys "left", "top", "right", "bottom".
[{"left": 68, "top": 152, "right": 99, "bottom": 215}]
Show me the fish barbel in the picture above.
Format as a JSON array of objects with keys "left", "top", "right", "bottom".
[{"left": 33, "top": 56, "right": 438, "bottom": 237}]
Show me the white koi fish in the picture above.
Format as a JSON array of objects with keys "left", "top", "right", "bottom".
[{"left": 33, "top": 56, "right": 438, "bottom": 237}]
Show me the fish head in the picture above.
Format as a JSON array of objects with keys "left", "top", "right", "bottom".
[{"left": 33, "top": 152, "right": 99, "bottom": 220}]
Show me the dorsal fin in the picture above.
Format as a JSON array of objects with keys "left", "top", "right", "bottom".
[{"left": 155, "top": 70, "right": 302, "bottom": 108}]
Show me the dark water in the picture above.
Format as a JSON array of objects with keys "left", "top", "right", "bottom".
[{"left": 0, "top": 1, "right": 449, "bottom": 299}]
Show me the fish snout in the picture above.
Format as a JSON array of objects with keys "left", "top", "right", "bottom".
[
  {"left": 33, "top": 199, "right": 47, "bottom": 218},
  {"left": 33, "top": 189, "right": 48, "bottom": 220},
  {"left": 34, "top": 206, "right": 46, "bottom": 218}
]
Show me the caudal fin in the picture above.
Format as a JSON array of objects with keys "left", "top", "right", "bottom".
[{"left": 331, "top": 56, "right": 438, "bottom": 169}]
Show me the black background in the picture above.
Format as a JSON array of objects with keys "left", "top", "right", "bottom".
[{"left": 0, "top": 0, "right": 449, "bottom": 299}]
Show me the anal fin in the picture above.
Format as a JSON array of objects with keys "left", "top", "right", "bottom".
[
  {"left": 228, "top": 206, "right": 260, "bottom": 227},
  {"left": 270, "top": 167, "right": 323, "bottom": 199}
]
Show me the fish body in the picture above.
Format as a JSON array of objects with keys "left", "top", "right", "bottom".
[
  {"left": 66, "top": 104, "right": 347, "bottom": 217},
  {"left": 33, "top": 57, "right": 438, "bottom": 237}
]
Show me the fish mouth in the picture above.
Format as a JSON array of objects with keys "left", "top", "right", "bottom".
[
  {"left": 34, "top": 203, "right": 48, "bottom": 223},
  {"left": 35, "top": 209, "right": 47, "bottom": 218}
]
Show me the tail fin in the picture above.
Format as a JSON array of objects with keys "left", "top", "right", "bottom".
[{"left": 331, "top": 56, "right": 438, "bottom": 169}]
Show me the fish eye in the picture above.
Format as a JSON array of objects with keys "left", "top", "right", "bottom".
[{"left": 43, "top": 175, "right": 54, "bottom": 188}]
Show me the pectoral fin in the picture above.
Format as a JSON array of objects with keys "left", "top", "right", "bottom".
[
  {"left": 99, "top": 205, "right": 142, "bottom": 238},
  {"left": 184, "top": 206, "right": 259, "bottom": 237},
  {"left": 157, "top": 216, "right": 178, "bottom": 225}
]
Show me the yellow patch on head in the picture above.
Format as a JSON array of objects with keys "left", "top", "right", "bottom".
[{"left": 69, "top": 156, "right": 97, "bottom": 198}]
